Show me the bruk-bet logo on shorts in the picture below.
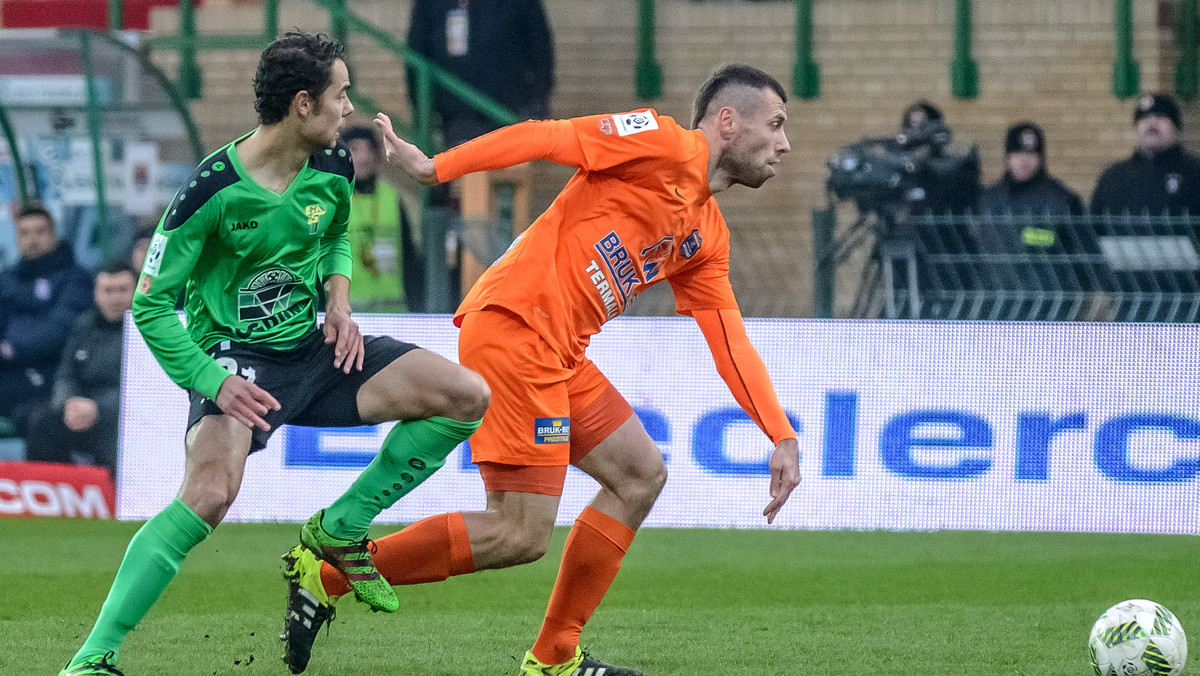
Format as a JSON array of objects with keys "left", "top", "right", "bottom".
[{"left": 534, "top": 417, "right": 570, "bottom": 444}]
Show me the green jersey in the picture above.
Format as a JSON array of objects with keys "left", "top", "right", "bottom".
[{"left": 132, "top": 132, "right": 355, "bottom": 400}]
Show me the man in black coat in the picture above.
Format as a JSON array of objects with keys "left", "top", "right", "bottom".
[
  {"left": 0, "top": 205, "right": 93, "bottom": 432},
  {"left": 1090, "top": 94, "right": 1200, "bottom": 322},
  {"left": 25, "top": 261, "right": 135, "bottom": 472},
  {"left": 1091, "top": 93, "right": 1200, "bottom": 215}
]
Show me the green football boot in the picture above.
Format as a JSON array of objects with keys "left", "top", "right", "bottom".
[
  {"left": 298, "top": 510, "right": 398, "bottom": 613},
  {"left": 519, "top": 646, "right": 643, "bottom": 676},
  {"left": 58, "top": 652, "right": 124, "bottom": 675}
]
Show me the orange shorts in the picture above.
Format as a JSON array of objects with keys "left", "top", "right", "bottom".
[{"left": 459, "top": 308, "right": 634, "bottom": 496}]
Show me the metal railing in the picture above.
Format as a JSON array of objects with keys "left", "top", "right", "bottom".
[{"left": 819, "top": 211, "right": 1200, "bottom": 322}]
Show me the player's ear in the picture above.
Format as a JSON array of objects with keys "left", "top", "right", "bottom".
[
  {"left": 292, "top": 89, "right": 314, "bottom": 118},
  {"left": 716, "top": 106, "right": 738, "bottom": 141}
]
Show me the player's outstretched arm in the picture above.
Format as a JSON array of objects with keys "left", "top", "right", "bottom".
[
  {"left": 374, "top": 113, "right": 438, "bottom": 185},
  {"left": 216, "top": 375, "right": 281, "bottom": 431}
]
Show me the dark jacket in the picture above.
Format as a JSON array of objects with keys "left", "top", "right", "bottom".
[
  {"left": 1090, "top": 144, "right": 1200, "bottom": 215},
  {"left": 978, "top": 171, "right": 1084, "bottom": 220},
  {"left": 0, "top": 241, "right": 93, "bottom": 370},
  {"left": 50, "top": 308, "right": 124, "bottom": 423},
  {"left": 406, "top": 0, "right": 555, "bottom": 118}
]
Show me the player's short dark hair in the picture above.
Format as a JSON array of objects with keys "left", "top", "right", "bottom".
[
  {"left": 691, "top": 64, "right": 787, "bottom": 129},
  {"left": 99, "top": 259, "right": 137, "bottom": 277},
  {"left": 16, "top": 203, "right": 54, "bottom": 228},
  {"left": 254, "top": 31, "right": 346, "bottom": 125}
]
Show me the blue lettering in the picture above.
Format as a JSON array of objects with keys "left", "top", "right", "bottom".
[
  {"left": 880, "top": 411, "right": 992, "bottom": 479},
  {"left": 822, "top": 391, "right": 858, "bottom": 477},
  {"left": 1094, "top": 414, "right": 1200, "bottom": 482},
  {"left": 693, "top": 407, "right": 801, "bottom": 475},
  {"left": 634, "top": 406, "right": 671, "bottom": 462},
  {"left": 286, "top": 425, "right": 378, "bottom": 468},
  {"left": 1015, "top": 412, "right": 1087, "bottom": 480}
]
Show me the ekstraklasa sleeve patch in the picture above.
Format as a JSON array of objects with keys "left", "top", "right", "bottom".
[{"left": 611, "top": 111, "right": 659, "bottom": 136}]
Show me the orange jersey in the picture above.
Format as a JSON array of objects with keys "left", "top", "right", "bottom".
[
  {"left": 441, "top": 110, "right": 736, "bottom": 360},
  {"left": 438, "top": 110, "right": 796, "bottom": 444}
]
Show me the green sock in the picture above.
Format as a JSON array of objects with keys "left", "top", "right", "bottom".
[
  {"left": 323, "top": 416, "right": 482, "bottom": 539},
  {"left": 69, "top": 498, "right": 212, "bottom": 667}
]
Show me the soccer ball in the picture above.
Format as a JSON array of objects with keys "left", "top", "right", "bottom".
[{"left": 1089, "top": 599, "right": 1188, "bottom": 675}]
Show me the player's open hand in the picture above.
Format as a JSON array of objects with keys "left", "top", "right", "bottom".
[
  {"left": 323, "top": 305, "right": 364, "bottom": 373},
  {"left": 763, "top": 438, "right": 801, "bottom": 524},
  {"left": 374, "top": 113, "right": 438, "bottom": 185},
  {"left": 216, "top": 375, "right": 281, "bottom": 431}
]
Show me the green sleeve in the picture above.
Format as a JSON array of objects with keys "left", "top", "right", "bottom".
[
  {"left": 132, "top": 201, "right": 231, "bottom": 400},
  {"left": 319, "top": 178, "right": 353, "bottom": 280}
]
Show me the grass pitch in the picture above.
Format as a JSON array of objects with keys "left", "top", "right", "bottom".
[{"left": 1, "top": 519, "right": 1195, "bottom": 675}]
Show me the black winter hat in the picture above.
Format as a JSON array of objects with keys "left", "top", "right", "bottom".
[
  {"left": 1004, "top": 122, "right": 1045, "bottom": 156},
  {"left": 1133, "top": 93, "right": 1182, "bottom": 130}
]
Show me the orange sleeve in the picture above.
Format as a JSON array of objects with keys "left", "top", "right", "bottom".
[
  {"left": 434, "top": 119, "right": 587, "bottom": 182},
  {"left": 670, "top": 201, "right": 739, "bottom": 313},
  {"left": 692, "top": 308, "right": 797, "bottom": 445}
]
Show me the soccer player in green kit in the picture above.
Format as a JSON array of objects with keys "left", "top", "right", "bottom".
[{"left": 58, "top": 32, "right": 490, "bottom": 676}]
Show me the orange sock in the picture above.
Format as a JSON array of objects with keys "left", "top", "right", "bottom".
[
  {"left": 320, "top": 512, "right": 475, "bottom": 598},
  {"left": 531, "top": 506, "right": 636, "bottom": 665}
]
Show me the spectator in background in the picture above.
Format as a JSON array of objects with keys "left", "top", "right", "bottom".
[
  {"left": 0, "top": 205, "right": 92, "bottom": 433},
  {"left": 341, "top": 125, "right": 422, "bottom": 312},
  {"left": 1091, "top": 93, "right": 1200, "bottom": 215},
  {"left": 24, "top": 260, "right": 135, "bottom": 473},
  {"left": 406, "top": 0, "right": 556, "bottom": 149},
  {"left": 1091, "top": 94, "right": 1200, "bottom": 322},
  {"left": 975, "top": 122, "right": 1084, "bottom": 238},
  {"left": 973, "top": 122, "right": 1102, "bottom": 320}
]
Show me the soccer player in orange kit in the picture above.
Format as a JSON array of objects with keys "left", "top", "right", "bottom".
[{"left": 285, "top": 64, "right": 802, "bottom": 675}]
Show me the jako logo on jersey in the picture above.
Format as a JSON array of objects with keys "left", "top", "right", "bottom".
[
  {"left": 680, "top": 229, "right": 702, "bottom": 258},
  {"left": 612, "top": 111, "right": 658, "bottom": 136},
  {"left": 305, "top": 204, "right": 326, "bottom": 234},
  {"left": 230, "top": 220, "right": 258, "bottom": 231},
  {"left": 534, "top": 417, "right": 570, "bottom": 444},
  {"left": 237, "top": 268, "right": 302, "bottom": 321}
]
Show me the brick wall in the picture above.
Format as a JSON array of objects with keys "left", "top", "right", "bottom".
[{"left": 148, "top": 0, "right": 1196, "bottom": 317}]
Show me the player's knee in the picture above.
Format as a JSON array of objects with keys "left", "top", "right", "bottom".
[
  {"left": 179, "top": 476, "right": 237, "bottom": 524},
  {"left": 441, "top": 367, "right": 490, "bottom": 421},
  {"left": 504, "top": 530, "right": 550, "bottom": 565},
  {"left": 615, "top": 462, "right": 667, "bottom": 512}
]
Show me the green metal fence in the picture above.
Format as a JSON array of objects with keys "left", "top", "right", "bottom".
[{"left": 821, "top": 211, "right": 1200, "bottom": 322}]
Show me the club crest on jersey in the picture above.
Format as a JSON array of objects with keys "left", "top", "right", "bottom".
[
  {"left": 304, "top": 204, "right": 327, "bottom": 234},
  {"left": 612, "top": 111, "right": 658, "bottom": 136},
  {"left": 534, "top": 417, "right": 570, "bottom": 444},
  {"left": 680, "top": 229, "right": 702, "bottom": 258},
  {"left": 598, "top": 118, "right": 614, "bottom": 136},
  {"left": 238, "top": 267, "right": 302, "bottom": 321}
]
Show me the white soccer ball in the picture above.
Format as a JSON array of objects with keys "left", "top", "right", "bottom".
[{"left": 1089, "top": 599, "right": 1188, "bottom": 676}]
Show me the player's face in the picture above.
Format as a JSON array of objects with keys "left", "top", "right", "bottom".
[
  {"left": 304, "top": 59, "right": 354, "bottom": 148},
  {"left": 1006, "top": 151, "right": 1041, "bottom": 182},
  {"left": 726, "top": 89, "right": 790, "bottom": 189},
  {"left": 1135, "top": 114, "right": 1178, "bottom": 154},
  {"left": 94, "top": 270, "right": 136, "bottom": 322},
  {"left": 15, "top": 214, "right": 57, "bottom": 260}
]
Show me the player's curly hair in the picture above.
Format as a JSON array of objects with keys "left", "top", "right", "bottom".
[
  {"left": 254, "top": 31, "right": 346, "bottom": 125},
  {"left": 691, "top": 64, "right": 787, "bottom": 129}
]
